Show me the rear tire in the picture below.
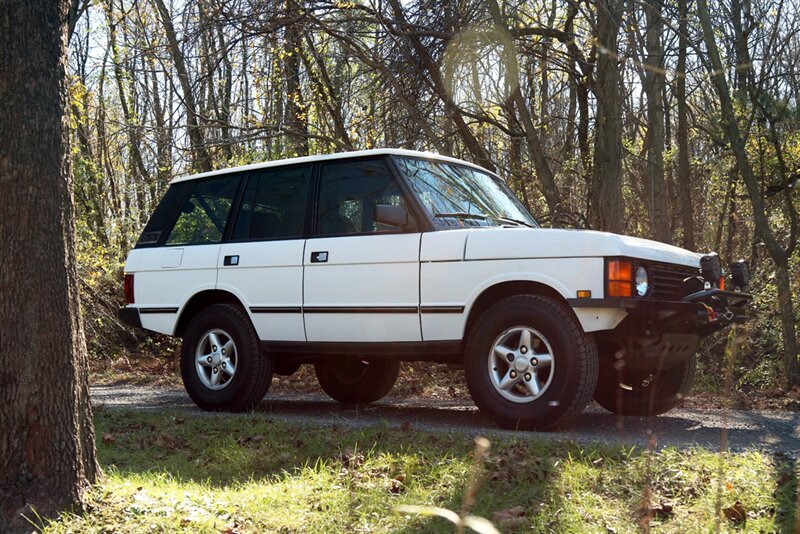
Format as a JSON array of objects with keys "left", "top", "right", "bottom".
[
  {"left": 464, "top": 295, "right": 598, "bottom": 431},
  {"left": 180, "top": 303, "right": 272, "bottom": 412},
  {"left": 314, "top": 357, "right": 399, "bottom": 403},
  {"left": 594, "top": 351, "right": 695, "bottom": 416}
]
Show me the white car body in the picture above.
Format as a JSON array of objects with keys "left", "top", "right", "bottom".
[
  {"left": 119, "top": 148, "right": 748, "bottom": 428},
  {"left": 124, "top": 226, "right": 701, "bottom": 339},
  {"left": 122, "top": 149, "right": 702, "bottom": 343}
]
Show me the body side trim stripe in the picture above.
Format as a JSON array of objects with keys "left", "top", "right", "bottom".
[
  {"left": 303, "top": 306, "right": 418, "bottom": 314},
  {"left": 420, "top": 306, "right": 465, "bottom": 313},
  {"left": 139, "top": 307, "right": 179, "bottom": 314},
  {"left": 250, "top": 306, "right": 303, "bottom": 313}
]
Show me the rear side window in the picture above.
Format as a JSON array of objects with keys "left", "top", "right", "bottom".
[
  {"left": 316, "top": 159, "right": 405, "bottom": 236},
  {"left": 165, "top": 175, "right": 240, "bottom": 245},
  {"left": 231, "top": 165, "right": 312, "bottom": 241},
  {"left": 135, "top": 182, "right": 192, "bottom": 247}
]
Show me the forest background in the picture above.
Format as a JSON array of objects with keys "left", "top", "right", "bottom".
[{"left": 67, "top": 0, "right": 800, "bottom": 396}]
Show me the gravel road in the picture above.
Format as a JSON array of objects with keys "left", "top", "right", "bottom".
[{"left": 91, "top": 384, "right": 800, "bottom": 454}]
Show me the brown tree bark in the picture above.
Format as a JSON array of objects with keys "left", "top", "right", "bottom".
[
  {"left": 152, "top": 0, "right": 212, "bottom": 172},
  {"left": 697, "top": 0, "right": 800, "bottom": 386},
  {"left": 675, "top": 0, "right": 695, "bottom": 250},
  {"left": 643, "top": 0, "right": 671, "bottom": 243},
  {"left": 589, "top": 0, "right": 625, "bottom": 233},
  {"left": 386, "top": 0, "right": 496, "bottom": 172},
  {"left": 0, "top": 0, "right": 98, "bottom": 531},
  {"left": 486, "top": 0, "right": 561, "bottom": 218},
  {"left": 284, "top": 0, "right": 309, "bottom": 156}
]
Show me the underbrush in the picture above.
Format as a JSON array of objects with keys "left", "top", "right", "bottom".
[{"left": 39, "top": 410, "right": 797, "bottom": 532}]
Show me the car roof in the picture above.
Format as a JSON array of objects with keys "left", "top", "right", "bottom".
[{"left": 169, "top": 148, "right": 497, "bottom": 184}]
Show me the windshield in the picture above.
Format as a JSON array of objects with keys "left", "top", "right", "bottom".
[{"left": 393, "top": 157, "right": 539, "bottom": 229}]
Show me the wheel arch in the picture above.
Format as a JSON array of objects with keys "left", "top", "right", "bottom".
[
  {"left": 174, "top": 290, "right": 248, "bottom": 337},
  {"left": 463, "top": 279, "right": 573, "bottom": 340}
]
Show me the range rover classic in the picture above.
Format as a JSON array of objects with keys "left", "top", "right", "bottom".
[{"left": 119, "top": 149, "right": 751, "bottom": 430}]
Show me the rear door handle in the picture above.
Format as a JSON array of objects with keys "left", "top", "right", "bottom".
[
  {"left": 310, "top": 251, "right": 328, "bottom": 263},
  {"left": 223, "top": 255, "right": 240, "bottom": 266}
]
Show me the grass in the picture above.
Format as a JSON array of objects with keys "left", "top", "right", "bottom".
[{"left": 39, "top": 409, "right": 797, "bottom": 533}]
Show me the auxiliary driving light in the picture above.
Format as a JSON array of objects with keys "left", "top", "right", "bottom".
[
  {"left": 730, "top": 260, "right": 750, "bottom": 290},
  {"left": 700, "top": 253, "right": 722, "bottom": 285}
]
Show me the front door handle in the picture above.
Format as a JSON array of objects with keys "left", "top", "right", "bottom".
[
  {"left": 223, "top": 255, "right": 240, "bottom": 266},
  {"left": 310, "top": 251, "right": 328, "bottom": 263}
]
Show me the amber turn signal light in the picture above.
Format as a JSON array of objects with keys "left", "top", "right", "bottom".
[{"left": 607, "top": 260, "right": 633, "bottom": 297}]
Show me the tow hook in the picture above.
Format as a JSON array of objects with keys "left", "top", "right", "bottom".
[
  {"left": 721, "top": 309, "right": 734, "bottom": 321},
  {"left": 700, "top": 302, "right": 717, "bottom": 322}
]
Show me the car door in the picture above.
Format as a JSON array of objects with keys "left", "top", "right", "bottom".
[
  {"left": 135, "top": 174, "right": 241, "bottom": 335},
  {"left": 303, "top": 158, "right": 422, "bottom": 342},
  {"left": 217, "top": 165, "right": 313, "bottom": 342}
]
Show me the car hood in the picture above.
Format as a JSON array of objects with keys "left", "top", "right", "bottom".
[{"left": 463, "top": 227, "right": 702, "bottom": 268}]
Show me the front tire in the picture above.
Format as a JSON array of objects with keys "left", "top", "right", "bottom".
[
  {"left": 314, "top": 357, "right": 399, "bottom": 403},
  {"left": 180, "top": 303, "right": 272, "bottom": 411},
  {"left": 464, "top": 295, "right": 598, "bottom": 431}
]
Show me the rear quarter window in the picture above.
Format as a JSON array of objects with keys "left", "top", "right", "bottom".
[
  {"left": 135, "top": 182, "right": 192, "bottom": 247},
  {"left": 165, "top": 175, "right": 241, "bottom": 246}
]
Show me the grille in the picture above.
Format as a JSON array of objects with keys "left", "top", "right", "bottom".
[{"left": 649, "top": 264, "right": 700, "bottom": 300}]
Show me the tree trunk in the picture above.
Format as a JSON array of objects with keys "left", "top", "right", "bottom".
[
  {"left": 589, "top": 0, "right": 624, "bottom": 233},
  {"left": 386, "top": 0, "right": 496, "bottom": 172},
  {"left": 697, "top": 0, "right": 800, "bottom": 385},
  {"left": 486, "top": 0, "right": 561, "bottom": 218},
  {"left": 284, "top": 0, "right": 309, "bottom": 156},
  {"left": 643, "top": 0, "right": 670, "bottom": 243},
  {"left": 675, "top": 0, "right": 695, "bottom": 249},
  {"left": 152, "top": 0, "right": 212, "bottom": 172},
  {"left": 0, "top": 0, "right": 98, "bottom": 531}
]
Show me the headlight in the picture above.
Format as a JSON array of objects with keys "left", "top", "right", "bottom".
[{"left": 635, "top": 266, "right": 649, "bottom": 297}]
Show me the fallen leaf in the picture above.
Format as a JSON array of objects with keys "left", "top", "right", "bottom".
[
  {"left": 389, "top": 478, "right": 405, "bottom": 494},
  {"left": 340, "top": 451, "right": 365, "bottom": 469},
  {"left": 102, "top": 433, "right": 115, "bottom": 444},
  {"left": 652, "top": 502, "right": 673, "bottom": 520},
  {"left": 237, "top": 435, "right": 265, "bottom": 445},
  {"left": 723, "top": 501, "right": 747, "bottom": 525},
  {"left": 492, "top": 506, "right": 527, "bottom": 529},
  {"left": 154, "top": 434, "right": 182, "bottom": 450}
]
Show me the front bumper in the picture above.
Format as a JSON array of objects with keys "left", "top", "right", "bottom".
[
  {"left": 568, "top": 288, "right": 751, "bottom": 337},
  {"left": 118, "top": 306, "right": 142, "bottom": 329}
]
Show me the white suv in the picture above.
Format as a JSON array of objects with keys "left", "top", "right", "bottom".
[{"left": 120, "top": 149, "right": 750, "bottom": 430}]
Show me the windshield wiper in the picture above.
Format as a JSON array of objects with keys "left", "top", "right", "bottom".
[
  {"left": 433, "top": 212, "right": 490, "bottom": 221},
  {"left": 495, "top": 216, "right": 535, "bottom": 228},
  {"left": 433, "top": 212, "right": 534, "bottom": 228}
]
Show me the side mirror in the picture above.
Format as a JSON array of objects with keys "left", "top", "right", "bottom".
[{"left": 374, "top": 204, "right": 409, "bottom": 229}]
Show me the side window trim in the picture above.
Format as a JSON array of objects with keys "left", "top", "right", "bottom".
[{"left": 221, "top": 171, "right": 250, "bottom": 243}]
